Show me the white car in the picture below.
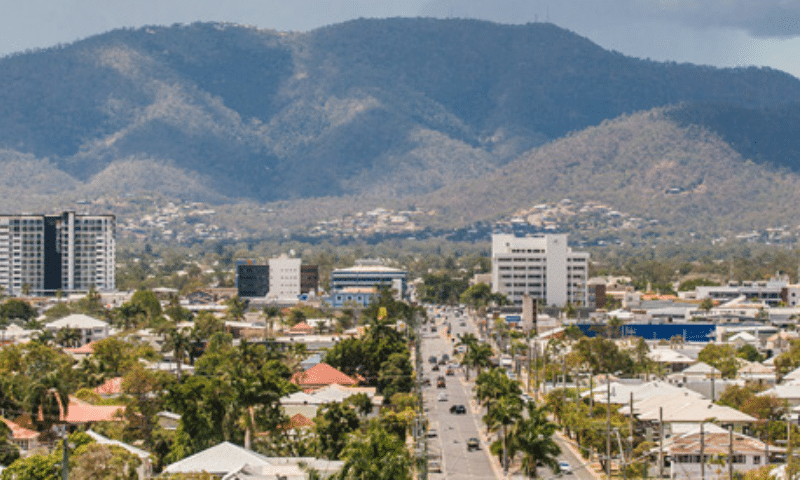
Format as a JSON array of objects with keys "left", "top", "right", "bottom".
[
  {"left": 558, "top": 461, "right": 572, "bottom": 474},
  {"left": 438, "top": 392, "right": 448, "bottom": 402}
]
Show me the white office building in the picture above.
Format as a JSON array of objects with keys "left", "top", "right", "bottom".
[
  {"left": 0, "top": 212, "right": 115, "bottom": 296},
  {"left": 268, "top": 255, "right": 302, "bottom": 301},
  {"left": 491, "top": 234, "right": 588, "bottom": 307},
  {"left": 330, "top": 259, "right": 407, "bottom": 299}
]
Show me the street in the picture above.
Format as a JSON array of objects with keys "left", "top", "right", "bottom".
[
  {"left": 421, "top": 305, "right": 601, "bottom": 480},
  {"left": 421, "top": 306, "right": 500, "bottom": 480}
]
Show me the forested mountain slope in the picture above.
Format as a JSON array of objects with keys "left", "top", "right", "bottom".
[{"left": 0, "top": 18, "right": 799, "bottom": 208}]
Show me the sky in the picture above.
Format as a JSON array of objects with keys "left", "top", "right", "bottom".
[{"left": 1, "top": 0, "right": 799, "bottom": 78}]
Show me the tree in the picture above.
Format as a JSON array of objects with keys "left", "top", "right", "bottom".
[
  {"left": 462, "top": 340, "right": 492, "bottom": 381},
  {"left": 0, "top": 299, "right": 36, "bottom": 322},
  {"left": 345, "top": 392, "right": 373, "bottom": 418},
  {"left": 1, "top": 452, "right": 58, "bottom": 480},
  {"left": 337, "top": 423, "right": 412, "bottom": 480},
  {"left": 163, "top": 326, "right": 192, "bottom": 381},
  {"left": 775, "top": 338, "right": 800, "bottom": 380},
  {"left": 224, "top": 295, "right": 247, "bottom": 321},
  {"left": 484, "top": 395, "right": 523, "bottom": 475},
  {"left": 314, "top": 402, "right": 360, "bottom": 459},
  {"left": 70, "top": 443, "right": 141, "bottom": 480},
  {"left": 25, "top": 370, "right": 69, "bottom": 431},
  {"left": 698, "top": 343, "right": 739, "bottom": 378},
  {"left": 122, "top": 364, "right": 173, "bottom": 449},
  {"left": 474, "top": 368, "right": 521, "bottom": 412},
  {"left": 573, "top": 337, "right": 634, "bottom": 375},
  {"left": 513, "top": 402, "right": 561, "bottom": 478},
  {"left": 377, "top": 353, "right": 413, "bottom": 400},
  {"left": 129, "top": 289, "right": 162, "bottom": 322}
]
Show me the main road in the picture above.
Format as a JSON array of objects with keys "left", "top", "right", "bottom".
[
  {"left": 421, "top": 306, "right": 500, "bottom": 480},
  {"left": 421, "top": 305, "right": 600, "bottom": 480}
]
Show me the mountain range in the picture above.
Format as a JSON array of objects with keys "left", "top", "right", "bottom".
[{"left": 1, "top": 18, "right": 800, "bottom": 237}]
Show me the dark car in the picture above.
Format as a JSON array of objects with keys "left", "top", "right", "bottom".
[
  {"left": 437, "top": 376, "right": 446, "bottom": 388},
  {"left": 450, "top": 404, "right": 467, "bottom": 414},
  {"left": 445, "top": 368, "right": 454, "bottom": 376},
  {"left": 431, "top": 364, "right": 440, "bottom": 371},
  {"left": 428, "top": 356, "right": 437, "bottom": 364},
  {"left": 467, "top": 437, "right": 480, "bottom": 451}
]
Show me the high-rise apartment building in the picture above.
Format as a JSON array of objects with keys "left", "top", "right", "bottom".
[
  {"left": 491, "top": 233, "right": 588, "bottom": 307},
  {"left": 0, "top": 212, "right": 115, "bottom": 296}
]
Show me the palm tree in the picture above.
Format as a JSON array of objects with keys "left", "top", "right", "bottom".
[
  {"left": 263, "top": 304, "right": 281, "bottom": 337},
  {"left": 475, "top": 367, "right": 521, "bottom": 411},
  {"left": 337, "top": 423, "right": 412, "bottom": 480},
  {"left": 463, "top": 342, "right": 493, "bottom": 381},
  {"left": 484, "top": 395, "right": 523, "bottom": 475},
  {"left": 513, "top": 402, "right": 562, "bottom": 478},
  {"left": 25, "top": 371, "right": 69, "bottom": 432},
  {"left": 163, "top": 326, "right": 191, "bottom": 381}
]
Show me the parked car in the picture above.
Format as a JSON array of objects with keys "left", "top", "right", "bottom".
[
  {"left": 438, "top": 392, "right": 448, "bottom": 402},
  {"left": 450, "top": 404, "right": 466, "bottom": 414},
  {"left": 445, "top": 368, "right": 454, "bottom": 376},
  {"left": 558, "top": 461, "right": 572, "bottom": 474},
  {"left": 432, "top": 364, "right": 440, "bottom": 371},
  {"left": 467, "top": 437, "right": 480, "bottom": 451},
  {"left": 437, "top": 376, "right": 446, "bottom": 388},
  {"left": 428, "top": 356, "right": 437, "bottom": 364}
]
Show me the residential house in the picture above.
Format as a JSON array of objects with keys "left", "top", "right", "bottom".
[
  {"left": 291, "top": 363, "right": 358, "bottom": 390},
  {"left": 667, "top": 423, "right": 781, "bottom": 480},
  {"left": 162, "top": 441, "right": 342, "bottom": 479},
  {"left": 1, "top": 417, "right": 39, "bottom": 452},
  {"left": 44, "top": 314, "right": 109, "bottom": 346}
]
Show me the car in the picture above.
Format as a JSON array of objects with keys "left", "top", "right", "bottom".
[
  {"left": 467, "top": 437, "right": 480, "bottom": 451},
  {"left": 431, "top": 326, "right": 437, "bottom": 332},
  {"left": 428, "top": 356, "right": 437, "bottom": 364},
  {"left": 428, "top": 459, "right": 442, "bottom": 473},
  {"left": 558, "top": 461, "right": 572, "bottom": 474},
  {"left": 459, "top": 321, "right": 466, "bottom": 327},
  {"left": 521, "top": 393, "right": 534, "bottom": 403},
  {"left": 445, "top": 368, "right": 454, "bottom": 376},
  {"left": 450, "top": 404, "right": 466, "bottom": 414},
  {"left": 421, "top": 378, "right": 431, "bottom": 387},
  {"left": 437, "top": 376, "right": 446, "bottom": 388},
  {"left": 442, "top": 354, "right": 449, "bottom": 362},
  {"left": 438, "top": 392, "right": 448, "bottom": 401},
  {"left": 431, "top": 364, "right": 440, "bottom": 371}
]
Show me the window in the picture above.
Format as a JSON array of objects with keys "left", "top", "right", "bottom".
[{"left": 752, "top": 456, "right": 760, "bottom": 465}]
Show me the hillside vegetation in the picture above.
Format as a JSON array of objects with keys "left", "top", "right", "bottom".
[{"left": 1, "top": 19, "right": 800, "bottom": 237}]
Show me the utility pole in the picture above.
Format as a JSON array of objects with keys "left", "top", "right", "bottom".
[
  {"left": 700, "top": 423, "right": 705, "bottom": 480},
  {"left": 562, "top": 354, "right": 568, "bottom": 406},
  {"left": 728, "top": 425, "right": 734, "bottom": 480},
  {"left": 606, "top": 374, "right": 611, "bottom": 479},
  {"left": 629, "top": 391, "right": 635, "bottom": 473},
  {"left": 533, "top": 342, "right": 539, "bottom": 398},
  {"left": 62, "top": 436, "right": 69, "bottom": 480},
  {"left": 659, "top": 407, "right": 664, "bottom": 479},
  {"left": 615, "top": 429, "right": 626, "bottom": 480}
]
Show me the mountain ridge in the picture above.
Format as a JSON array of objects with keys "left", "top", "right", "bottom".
[{"left": 0, "top": 18, "right": 799, "bottom": 237}]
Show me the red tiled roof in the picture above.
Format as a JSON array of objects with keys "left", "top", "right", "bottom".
[
  {"left": 45, "top": 397, "right": 125, "bottom": 424},
  {"left": 1, "top": 417, "right": 39, "bottom": 440},
  {"left": 93, "top": 377, "right": 124, "bottom": 396},
  {"left": 289, "top": 322, "right": 313, "bottom": 334},
  {"left": 65, "top": 341, "right": 97, "bottom": 355},
  {"left": 289, "top": 413, "right": 314, "bottom": 428},
  {"left": 291, "top": 363, "right": 357, "bottom": 387}
]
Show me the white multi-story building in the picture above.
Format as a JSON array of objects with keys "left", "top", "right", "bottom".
[
  {"left": 268, "top": 255, "right": 302, "bottom": 301},
  {"left": 491, "top": 234, "right": 588, "bottom": 307},
  {"left": 330, "top": 259, "right": 407, "bottom": 300},
  {"left": 0, "top": 212, "right": 115, "bottom": 296}
]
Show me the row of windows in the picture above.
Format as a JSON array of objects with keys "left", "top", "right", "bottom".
[{"left": 673, "top": 454, "right": 751, "bottom": 464}]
